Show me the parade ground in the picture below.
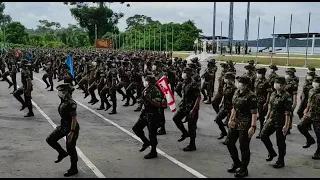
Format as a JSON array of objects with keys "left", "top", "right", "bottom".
[{"left": 0, "top": 61, "right": 320, "bottom": 178}]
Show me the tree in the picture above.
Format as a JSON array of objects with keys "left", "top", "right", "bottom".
[
  {"left": 5, "top": 22, "right": 29, "bottom": 44},
  {"left": 0, "top": 2, "right": 11, "bottom": 24},
  {"left": 125, "top": 14, "right": 158, "bottom": 30},
  {"left": 64, "top": 2, "right": 130, "bottom": 44}
]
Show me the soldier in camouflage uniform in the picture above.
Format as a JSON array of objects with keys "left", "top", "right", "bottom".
[
  {"left": 297, "top": 67, "right": 317, "bottom": 120},
  {"left": 106, "top": 61, "right": 118, "bottom": 114},
  {"left": 13, "top": 60, "right": 34, "bottom": 117},
  {"left": 211, "top": 63, "right": 228, "bottom": 114},
  {"left": 201, "top": 59, "right": 217, "bottom": 104},
  {"left": 225, "top": 75, "right": 257, "bottom": 178},
  {"left": 132, "top": 75, "right": 165, "bottom": 159},
  {"left": 99, "top": 60, "right": 113, "bottom": 112},
  {"left": 166, "top": 59, "right": 176, "bottom": 97},
  {"left": 42, "top": 60, "right": 54, "bottom": 91},
  {"left": 10, "top": 63, "right": 18, "bottom": 93},
  {"left": 284, "top": 68, "right": 298, "bottom": 134},
  {"left": 268, "top": 65, "right": 279, "bottom": 92},
  {"left": 173, "top": 67, "right": 201, "bottom": 151},
  {"left": 214, "top": 72, "right": 236, "bottom": 140},
  {"left": 87, "top": 59, "right": 101, "bottom": 105},
  {"left": 297, "top": 76, "right": 320, "bottom": 160},
  {"left": 243, "top": 64, "right": 256, "bottom": 92},
  {"left": 255, "top": 67, "right": 273, "bottom": 139},
  {"left": 260, "top": 76, "right": 292, "bottom": 168}
]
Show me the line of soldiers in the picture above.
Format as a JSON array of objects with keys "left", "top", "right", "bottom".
[{"left": 1, "top": 48, "right": 320, "bottom": 178}]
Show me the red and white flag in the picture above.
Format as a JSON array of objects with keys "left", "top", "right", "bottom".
[{"left": 156, "top": 76, "right": 176, "bottom": 112}]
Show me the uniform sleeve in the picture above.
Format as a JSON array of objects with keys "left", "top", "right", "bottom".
[
  {"left": 307, "top": 89, "right": 315, "bottom": 104},
  {"left": 69, "top": 102, "right": 77, "bottom": 117},
  {"left": 284, "top": 93, "right": 293, "bottom": 115},
  {"left": 292, "top": 83, "right": 298, "bottom": 95},
  {"left": 249, "top": 94, "right": 258, "bottom": 114},
  {"left": 192, "top": 81, "right": 201, "bottom": 97}
]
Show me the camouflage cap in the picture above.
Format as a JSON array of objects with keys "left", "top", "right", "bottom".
[
  {"left": 224, "top": 72, "right": 236, "bottom": 79},
  {"left": 236, "top": 75, "right": 250, "bottom": 84},
  {"left": 313, "top": 76, "right": 320, "bottom": 83},
  {"left": 256, "top": 67, "right": 267, "bottom": 74},
  {"left": 285, "top": 68, "right": 295, "bottom": 74},
  {"left": 183, "top": 67, "right": 193, "bottom": 73},
  {"left": 274, "top": 76, "right": 286, "bottom": 85},
  {"left": 244, "top": 64, "right": 254, "bottom": 70},
  {"left": 269, "top": 64, "right": 278, "bottom": 71},
  {"left": 56, "top": 83, "right": 75, "bottom": 93},
  {"left": 247, "top": 60, "right": 254, "bottom": 65},
  {"left": 220, "top": 63, "right": 227, "bottom": 67},
  {"left": 145, "top": 75, "right": 156, "bottom": 83},
  {"left": 307, "top": 71, "right": 316, "bottom": 76},
  {"left": 308, "top": 67, "right": 316, "bottom": 72}
]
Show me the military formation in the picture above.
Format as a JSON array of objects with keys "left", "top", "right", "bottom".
[{"left": 0, "top": 48, "right": 320, "bottom": 178}]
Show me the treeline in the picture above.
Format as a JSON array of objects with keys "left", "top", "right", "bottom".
[{"left": 0, "top": 2, "right": 202, "bottom": 51}]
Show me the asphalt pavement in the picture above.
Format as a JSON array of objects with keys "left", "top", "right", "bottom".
[{"left": 0, "top": 62, "right": 320, "bottom": 178}]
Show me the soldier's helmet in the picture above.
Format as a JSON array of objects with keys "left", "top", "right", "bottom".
[
  {"left": 56, "top": 83, "right": 75, "bottom": 93},
  {"left": 285, "top": 68, "right": 295, "bottom": 75},
  {"left": 244, "top": 64, "right": 254, "bottom": 70},
  {"left": 248, "top": 60, "right": 254, "bottom": 65},
  {"left": 274, "top": 76, "right": 286, "bottom": 85},
  {"left": 308, "top": 67, "right": 316, "bottom": 72},
  {"left": 269, "top": 64, "right": 278, "bottom": 71},
  {"left": 256, "top": 67, "right": 267, "bottom": 74},
  {"left": 236, "top": 75, "right": 250, "bottom": 84}
]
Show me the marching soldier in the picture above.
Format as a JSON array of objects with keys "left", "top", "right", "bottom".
[
  {"left": 260, "top": 76, "right": 292, "bottom": 168},
  {"left": 255, "top": 67, "right": 272, "bottom": 139},
  {"left": 284, "top": 68, "right": 298, "bottom": 134},
  {"left": 297, "top": 68, "right": 317, "bottom": 120},
  {"left": 214, "top": 72, "right": 236, "bottom": 141},
  {"left": 211, "top": 63, "right": 228, "bottom": 114},
  {"left": 268, "top": 65, "right": 279, "bottom": 92},
  {"left": 243, "top": 64, "right": 256, "bottom": 92},
  {"left": 132, "top": 75, "right": 165, "bottom": 159},
  {"left": 201, "top": 59, "right": 217, "bottom": 104},
  {"left": 173, "top": 67, "right": 201, "bottom": 151},
  {"left": 42, "top": 60, "right": 54, "bottom": 91},
  {"left": 225, "top": 75, "right": 257, "bottom": 178},
  {"left": 13, "top": 60, "right": 34, "bottom": 117},
  {"left": 46, "top": 83, "right": 80, "bottom": 177},
  {"left": 297, "top": 76, "right": 320, "bottom": 160}
]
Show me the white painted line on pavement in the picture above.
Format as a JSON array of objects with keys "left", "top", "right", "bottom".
[
  {"left": 33, "top": 76, "right": 207, "bottom": 178},
  {"left": 16, "top": 85, "right": 106, "bottom": 178}
]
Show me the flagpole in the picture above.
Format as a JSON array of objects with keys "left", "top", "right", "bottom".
[
  {"left": 305, "top": 12, "right": 311, "bottom": 67},
  {"left": 255, "top": 17, "right": 260, "bottom": 64}
]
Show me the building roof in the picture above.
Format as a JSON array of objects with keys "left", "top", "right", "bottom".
[
  {"left": 199, "top": 35, "right": 228, "bottom": 40},
  {"left": 272, "top": 33, "right": 320, "bottom": 39}
]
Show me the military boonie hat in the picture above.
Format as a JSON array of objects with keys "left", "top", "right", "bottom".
[
  {"left": 313, "top": 76, "right": 320, "bottom": 83},
  {"left": 56, "top": 83, "right": 75, "bottom": 93},
  {"left": 248, "top": 60, "right": 254, "bottom": 64},
  {"left": 256, "top": 67, "right": 267, "bottom": 74},
  {"left": 286, "top": 67, "right": 296, "bottom": 73},
  {"left": 269, "top": 64, "right": 278, "bottom": 71},
  {"left": 274, "top": 76, "right": 286, "bottom": 84},
  {"left": 236, "top": 75, "right": 250, "bottom": 84}
]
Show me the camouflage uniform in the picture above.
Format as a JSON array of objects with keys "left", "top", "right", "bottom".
[
  {"left": 297, "top": 76, "right": 320, "bottom": 160},
  {"left": 13, "top": 60, "right": 34, "bottom": 117},
  {"left": 297, "top": 68, "right": 317, "bottom": 120},
  {"left": 173, "top": 67, "right": 201, "bottom": 151},
  {"left": 132, "top": 75, "right": 164, "bottom": 159},
  {"left": 254, "top": 67, "right": 272, "bottom": 138},
  {"left": 214, "top": 72, "right": 236, "bottom": 140},
  {"left": 225, "top": 75, "right": 257, "bottom": 178},
  {"left": 284, "top": 68, "right": 298, "bottom": 133},
  {"left": 243, "top": 64, "right": 256, "bottom": 92},
  {"left": 260, "top": 77, "right": 293, "bottom": 168},
  {"left": 211, "top": 63, "right": 228, "bottom": 114},
  {"left": 201, "top": 59, "right": 217, "bottom": 104}
]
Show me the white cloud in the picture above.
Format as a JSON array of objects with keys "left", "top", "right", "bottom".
[{"left": 3, "top": 2, "right": 320, "bottom": 40}]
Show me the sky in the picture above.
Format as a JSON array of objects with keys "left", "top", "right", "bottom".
[{"left": 3, "top": 2, "right": 320, "bottom": 40}]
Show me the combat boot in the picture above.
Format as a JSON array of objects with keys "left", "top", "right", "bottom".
[
  {"left": 157, "top": 126, "right": 166, "bottom": 135},
  {"left": 234, "top": 168, "right": 248, "bottom": 178},
  {"left": 64, "top": 163, "right": 78, "bottom": 177},
  {"left": 134, "top": 103, "right": 142, "bottom": 112},
  {"left": 109, "top": 102, "right": 117, "bottom": 115},
  {"left": 55, "top": 152, "right": 68, "bottom": 163},
  {"left": 144, "top": 151, "right": 157, "bottom": 159},
  {"left": 312, "top": 149, "right": 320, "bottom": 160},
  {"left": 273, "top": 159, "right": 285, "bottom": 168},
  {"left": 24, "top": 112, "right": 34, "bottom": 117},
  {"left": 183, "top": 138, "right": 196, "bottom": 152},
  {"left": 227, "top": 157, "right": 241, "bottom": 173},
  {"left": 303, "top": 138, "right": 315, "bottom": 148}
]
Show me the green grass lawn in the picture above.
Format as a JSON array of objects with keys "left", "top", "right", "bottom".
[
  {"left": 218, "top": 55, "right": 320, "bottom": 67},
  {"left": 249, "top": 53, "right": 320, "bottom": 58}
]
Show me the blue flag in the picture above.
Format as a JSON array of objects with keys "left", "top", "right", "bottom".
[
  {"left": 26, "top": 52, "right": 32, "bottom": 61},
  {"left": 66, "top": 55, "right": 75, "bottom": 78}
]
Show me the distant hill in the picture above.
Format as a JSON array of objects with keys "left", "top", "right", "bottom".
[{"left": 224, "top": 38, "right": 320, "bottom": 47}]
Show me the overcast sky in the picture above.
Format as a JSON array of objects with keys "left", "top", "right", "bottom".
[{"left": 4, "top": 2, "right": 320, "bottom": 40}]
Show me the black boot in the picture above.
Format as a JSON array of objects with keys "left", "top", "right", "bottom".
[
  {"left": 144, "top": 150, "right": 158, "bottom": 159},
  {"left": 134, "top": 103, "right": 142, "bottom": 112},
  {"left": 234, "top": 168, "right": 248, "bottom": 178},
  {"left": 55, "top": 152, "right": 68, "bottom": 163},
  {"left": 178, "top": 133, "right": 189, "bottom": 142},
  {"left": 273, "top": 159, "right": 285, "bottom": 168},
  {"left": 312, "top": 149, "right": 320, "bottom": 160},
  {"left": 266, "top": 151, "right": 277, "bottom": 162},
  {"left": 218, "top": 132, "right": 227, "bottom": 140},
  {"left": 183, "top": 138, "right": 196, "bottom": 152},
  {"left": 64, "top": 164, "right": 78, "bottom": 177},
  {"left": 157, "top": 126, "right": 166, "bottom": 135},
  {"left": 109, "top": 101, "right": 117, "bottom": 115},
  {"left": 227, "top": 157, "right": 241, "bottom": 173},
  {"left": 303, "top": 138, "right": 316, "bottom": 148},
  {"left": 24, "top": 112, "right": 34, "bottom": 117}
]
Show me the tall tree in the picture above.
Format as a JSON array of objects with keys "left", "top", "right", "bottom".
[
  {"left": 64, "top": 2, "right": 129, "bottom": 44},
  {"left": 0, "top": 2, "right": 11, "bottom": 24}
]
